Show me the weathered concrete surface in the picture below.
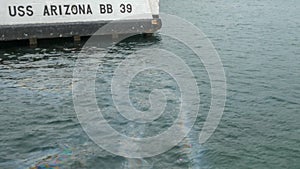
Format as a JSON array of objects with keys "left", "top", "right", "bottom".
[{"left": 0, "top": 18, "right": 161, "bottom": 41}]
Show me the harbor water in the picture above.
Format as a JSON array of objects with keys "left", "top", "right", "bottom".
[{"left": 0, "top": 0, "right": 299, "bottom": 168}]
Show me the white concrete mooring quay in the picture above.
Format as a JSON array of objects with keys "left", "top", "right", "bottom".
[{"left": 0, "top": 0, "right": 161, "bottom": 46}]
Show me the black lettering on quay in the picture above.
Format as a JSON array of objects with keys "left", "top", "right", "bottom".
[
  {"left": 64, "top": 5, "right": 70, "bottom": 15},
  {"left": 8, "top": 5, "right": 33, "bottom": 17},
  {"left": 120, "top": 4, "right": 132, "bottom": 13},
  {"left": 27, "top": 6, "right": 34, "bottom": 16},
  {"left": 99, "top": 4, "right": 113, "bottom": 14},
  {"left": 43, "top": 4, "right": 93, "bottom": 16}
]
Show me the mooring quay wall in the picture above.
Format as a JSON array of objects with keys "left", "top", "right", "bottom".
[{"left": 0, "top": 0, "right": 161, "bottom": 41}]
